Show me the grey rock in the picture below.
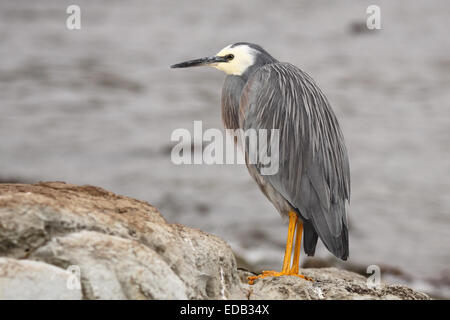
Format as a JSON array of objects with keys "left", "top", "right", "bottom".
[
  {"left": 0, "top": 257, "right": 82, "bottom": 300},
  {"left": 0, "top": 182, "right": 244, "bottom": 299},
  {"left": 33, "top": 231, "right": 188, "bottom": 299},
  {"left": 0, "top": 182, "right": 430, "bottom": 300},
  {"left": 240, "top": 268, "right": 430, "bottom": 300}
]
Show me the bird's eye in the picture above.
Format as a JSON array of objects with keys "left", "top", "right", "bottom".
[{"left": 225, "top": 54, "right": 234, "bottom": 61}]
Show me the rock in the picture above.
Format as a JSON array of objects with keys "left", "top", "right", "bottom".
[
  {"left": 0, "top": 257, "right": 82, "bottom": 300},
  {"left": 0, "top": 182, "right": 430, "bottom": 300},
  {"left": 0, "top": 182, "right": 244, "bottom": 299},
  {"left": 34, "top": 231, "right": 189, "bottom": 299},
  {"left": 239, "top": 268, "right": 430, "bottom": 300}
]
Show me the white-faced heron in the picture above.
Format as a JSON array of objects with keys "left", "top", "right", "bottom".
[{"left": 171, "top": 42, "right": 350, "bottom": 284}]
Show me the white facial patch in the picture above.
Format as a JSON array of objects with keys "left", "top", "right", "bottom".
[{"left": 214, "top": 44, "right": 257, "bottom": 76}]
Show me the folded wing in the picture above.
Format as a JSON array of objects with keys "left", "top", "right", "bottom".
[{"left": 239, "top": 63, "right": 350, "bottom": 259}]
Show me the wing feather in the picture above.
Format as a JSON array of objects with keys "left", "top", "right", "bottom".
[{"left": 239, "top": 63, "right": 350, "bottom": 259}]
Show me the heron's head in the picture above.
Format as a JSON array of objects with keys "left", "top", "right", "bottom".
[{"left": 171, "top": 43, "right": 276, "bottom": 76}]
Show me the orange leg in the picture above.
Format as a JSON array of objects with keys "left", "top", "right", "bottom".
[
  {"left": 290, "top": 221, "right": 303, "bottom": 274},
  {"left": 281, "top": 211, "right": 297, "bottom": 272},
  {"left": 248, "top": 211, "right": 312, "bottom": 285}
]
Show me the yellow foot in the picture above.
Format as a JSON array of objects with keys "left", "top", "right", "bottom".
[{"left": 247, "top": 270, "right": 313, "bottom": 285}]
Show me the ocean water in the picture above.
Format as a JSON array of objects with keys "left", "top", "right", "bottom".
[{"left": 0, "top": 0, "right": 449, "bottom": 297}]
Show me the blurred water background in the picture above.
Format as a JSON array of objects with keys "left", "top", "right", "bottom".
[{"left": 0, "top": 0, "right": 449, "bottom": 298}]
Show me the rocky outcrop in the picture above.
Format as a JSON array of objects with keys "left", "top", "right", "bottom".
[
  {"left": 239, "top": 268, "right": 429, "bottom": 300},
  {"left": 0, "top": 182, "right": 430, "bottom": 300}
]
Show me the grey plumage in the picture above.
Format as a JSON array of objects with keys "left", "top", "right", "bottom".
[
  {"left": 221, "top": 48, "right": 350, "bottom": 260},
  {"left": 172, "top": 42, "right": 351, "bottom": 261}
]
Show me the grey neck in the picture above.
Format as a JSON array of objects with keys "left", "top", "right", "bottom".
[{"left": 240, "top": 53, "right": 278, "bottom": 82}]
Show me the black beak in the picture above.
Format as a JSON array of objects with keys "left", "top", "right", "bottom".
[{"left": 171, "top": 56, "right": 228, "bottom": 68}]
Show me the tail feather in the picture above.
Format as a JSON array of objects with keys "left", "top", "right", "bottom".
[
  {"left": 295, "top": 197, "right": 349, "bottom": 260},
  {"left": 303, "top": 219, "right": 318, "bottom": 256}
]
